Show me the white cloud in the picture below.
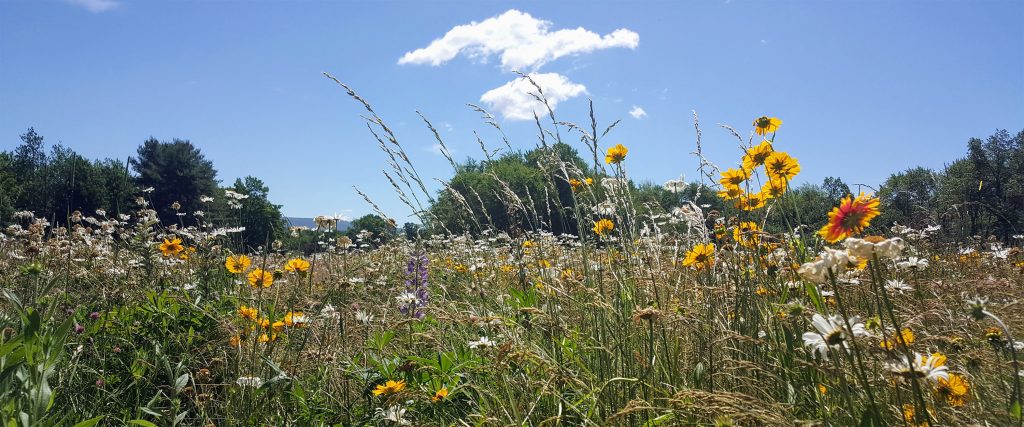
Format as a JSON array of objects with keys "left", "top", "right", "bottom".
[
  {"left": 66, "top": 0, "right": 119, "bottom": 13},
  {"left": 629, "top": 106, "right": 647, "bottom": 119},
  {"left": 480, "top": 73, "right": 587, "bottom": 121},
  {"left": 429, "top": 143, "right": 453, "bottom": 156},
  {"left": 398, "top": 9, "right": 638, "bottom": 71}
]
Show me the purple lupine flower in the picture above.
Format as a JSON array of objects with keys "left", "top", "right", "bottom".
[{"left": 397, "top": 252, "right": 429, "bottom": 319}]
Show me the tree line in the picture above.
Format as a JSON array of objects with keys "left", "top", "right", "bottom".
[{"left": 2, "top": 127, "right": 1020, "bottom": 246}]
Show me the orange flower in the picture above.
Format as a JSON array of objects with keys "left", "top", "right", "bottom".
[{"left": 818, "top": 193, "right": 881, "bottom": 243}]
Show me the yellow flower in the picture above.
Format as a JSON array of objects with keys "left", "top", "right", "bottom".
[
  {"left": 229, "top": 335, "right": 241, "bottom": 347},
  {"left": 817, "top": 384, "right": 827, "bottom": 395},
  {"left": 761, "top": 178, "right": 788, "bottom": 199},
  {"left": 225, "top": 255, "right": 252, "bottom": 274},
  {"left": 373, "top": 379, "right": 406, "bottom": 397},
  {"left": 753, "top": 116, "right": 782, "bottom": 135},
  {"left": 734, "top": 192, "right": 767, "bottom": 211},
  {"left": 284, "top": 257, "right": 310, "bottom": 273},
  {"left": 732, "top": 221, "right": 761, "bottom": 248},
  {"left": 257, "top": 333, "right": 278, "bottom": 343},
  {"left": 934, "top": 373, "right": 969, "bottom": 407},
  {"left": 764, "top": 151, "right": 800, "bottom": 181},
  {"left": 605, "top": 144, "right": 628, "bottom": 164},
  {"left": 522, "top": 240, "right": 534, "bottom": 248},
  {"left": 880, "top": 328, "right": 915, "bottom": 350},
  {"left": 719, "top": 168, "right": 750, "bottom": 189},
  {"left": 717, "top": 186, "right": 744, "bottom": 201},
  {"left": 247, "top": 268, "right": 274, "bottom": 288},
  {"left": 902, "top": 404, "right": 929, "bottom": 427},
  {"left": 432, "top": 387, "right": 449, "bottom": 403},
  {"left": 593, "top": 218, "right": 615, "bottom": 236},
  {"left": 159, "top": 238, "right": 184, "bottom": 257},
  {"left": 742, "top": 140, "right": 774, "bottom": 171},
  {"left": 682, "top": 243, "right": 715, "bottom": 270},
  {"left": 818, "top": 192, "right": 881, "bottom": 243},
  {"left": 238, "top": 305, "right": 259, "bottom": 322},
  {"left": 283, "top": 311, "right": 308, "bottom": 328},
  {"left": 178, "top": 246, "right": 196, "bottom": 261}
]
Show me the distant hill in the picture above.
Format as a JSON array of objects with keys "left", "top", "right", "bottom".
[{"left": 285, "top": 217, "right": 351, "bottom": 231}]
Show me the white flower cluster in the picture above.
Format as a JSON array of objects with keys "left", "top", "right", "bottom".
[
  {"left": 843, "top": 237, "right": 905, "bottom": 259},
  {"left": 797, "top": 247, "right": 858, "bottom": 284}
]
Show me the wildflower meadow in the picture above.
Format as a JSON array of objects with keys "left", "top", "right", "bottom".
[
  {"left": 2, "top": 73, "right": 1023, "bottom": 425},
  {"left": 2, "top": 3, "right": 1023, "bottom": 426}
]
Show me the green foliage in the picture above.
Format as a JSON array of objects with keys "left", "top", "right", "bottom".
[
  {"left": 430, "top": 142, "right": 589, "bottom": 236},
  {"left": 346, "top": 214, "right": 398, "bottom": 247},
  {"left": 132, "top": 137, "right": 218, "bottom": 224},
  {"left": 217, "top": 176, "right": 287, "bottom": 251},
  {"left": 1, "top": 128, "right": 134, "bottom": 223},
  {"left": 877, "top": 167, "right": 938, "bottom": 229}
]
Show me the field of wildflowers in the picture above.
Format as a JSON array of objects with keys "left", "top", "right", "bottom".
[{"left": 1, "top": 79, "right": 1022, "bottom": 426}]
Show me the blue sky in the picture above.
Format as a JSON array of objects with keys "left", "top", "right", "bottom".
[{"left": 1, "top": 0, "right": 1021, "bottom": 219}]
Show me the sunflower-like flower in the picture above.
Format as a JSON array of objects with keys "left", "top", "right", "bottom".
[
  {"left": 733, "top": 221, "right": 761, "bottom": 248},
  {"left": 734, "top": 192, "right": 767, "bottom": 211},
  {"left": 238, "top": 305, "right": 259, "bottom": 322},
  {"left": 225, "top": 255, "right": 252, "bottom": 274},
  {"left": 742, "top": 140, "right": 774, "bottom": 171},
  {"left": 373, "top": 379, "right": 407, "bottom": 397},
  {"left": 284, "top": 257, "right": 310, "bottom": 273},
  {"left": 593, "top": 218, "right": 614, "bottom": 237},
  {"left": 682, "top": 243, "right": 715, "bottom": 270},
  {"left": 753, "top": 116, "right": 782, "bottom": 135},
  {"left": 432, "top": 387, "right": 449, "bottom": 403},
  {"left": 818, "top": 193, "right": 881, "bottom": 243},
  {"left": 159, "top": 238, "right": 184, "bottom": 257},
  {"left": 934, "top": 373, "right": 969, "bottom": 407},
  {"left": 283, "top": 311, "right": 308, "bottom": 328},
  {"left": 761, "top": 178, "right": 788, "bottom": 199},
  {"left": 764, "top": 151, "right": 800, "bottom": 181},
  {"left": 605, "top": 144, "right": 628, "bottom": 164},
  {"left": 717, "top": 186, "right": 744, "bottom": 201},
  {"left": 247, "top": 268, "right": 274, "bottom": 288},
  {"left": 719, "top": 168, "right": 750, "bottom": 189},
  {"left": 879, "top": 328, "right": 915, "bottom": 351}
]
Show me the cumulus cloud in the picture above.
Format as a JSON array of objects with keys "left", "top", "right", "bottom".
[
  {"left": 399, "top": 10, "right": 638, "bottom": 71},
  {"left": 480, "top": 73, "right": 587, "bottom": 121},
  {"left": 629, "top": 106, "right": 647, "bottom": 119},
  {"left": 66, "top": 0, "right": 119, "bottom": 12}
]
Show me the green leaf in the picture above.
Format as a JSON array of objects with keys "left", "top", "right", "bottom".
[
  {"left": 128, "top": 420, "right": 159, "bottom": 427},
  {"left": 174, "top": 373, "right": 189, "bottom": 392},
  {"left": 72, "top": 416, "right": 104, "bottom": 427},
  {"left": 1010, "top": 400, "right": 1022, "bottom": 420}
]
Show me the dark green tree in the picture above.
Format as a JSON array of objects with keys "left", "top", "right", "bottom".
[
  {"left": 346, "top": 214, "right": 397, "bottom": 247},
  {"left": 964, "top": 129, "right": 1024, "bottom": 240},
  {"left": 132, "top": 138, "right": 218, "bottom": 224},
  {"left": 877, "top": 167, "right": 938, "bottom": 229},
  {"left": 225, "top": 176, "right": 287, "bottom": 250}
]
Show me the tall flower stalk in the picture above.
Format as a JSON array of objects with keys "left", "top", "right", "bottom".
[{"left": 398, "top": 251, "right": 429, "bottom": 320}]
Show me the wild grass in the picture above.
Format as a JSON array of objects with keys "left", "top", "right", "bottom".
[{"left": 0, "top": 74, "right": 1022, "bottom": 426}]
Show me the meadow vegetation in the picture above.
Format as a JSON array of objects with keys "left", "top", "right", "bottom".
[{"left": 1, "top": 74, "right": 1023, "bottom": 426}]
